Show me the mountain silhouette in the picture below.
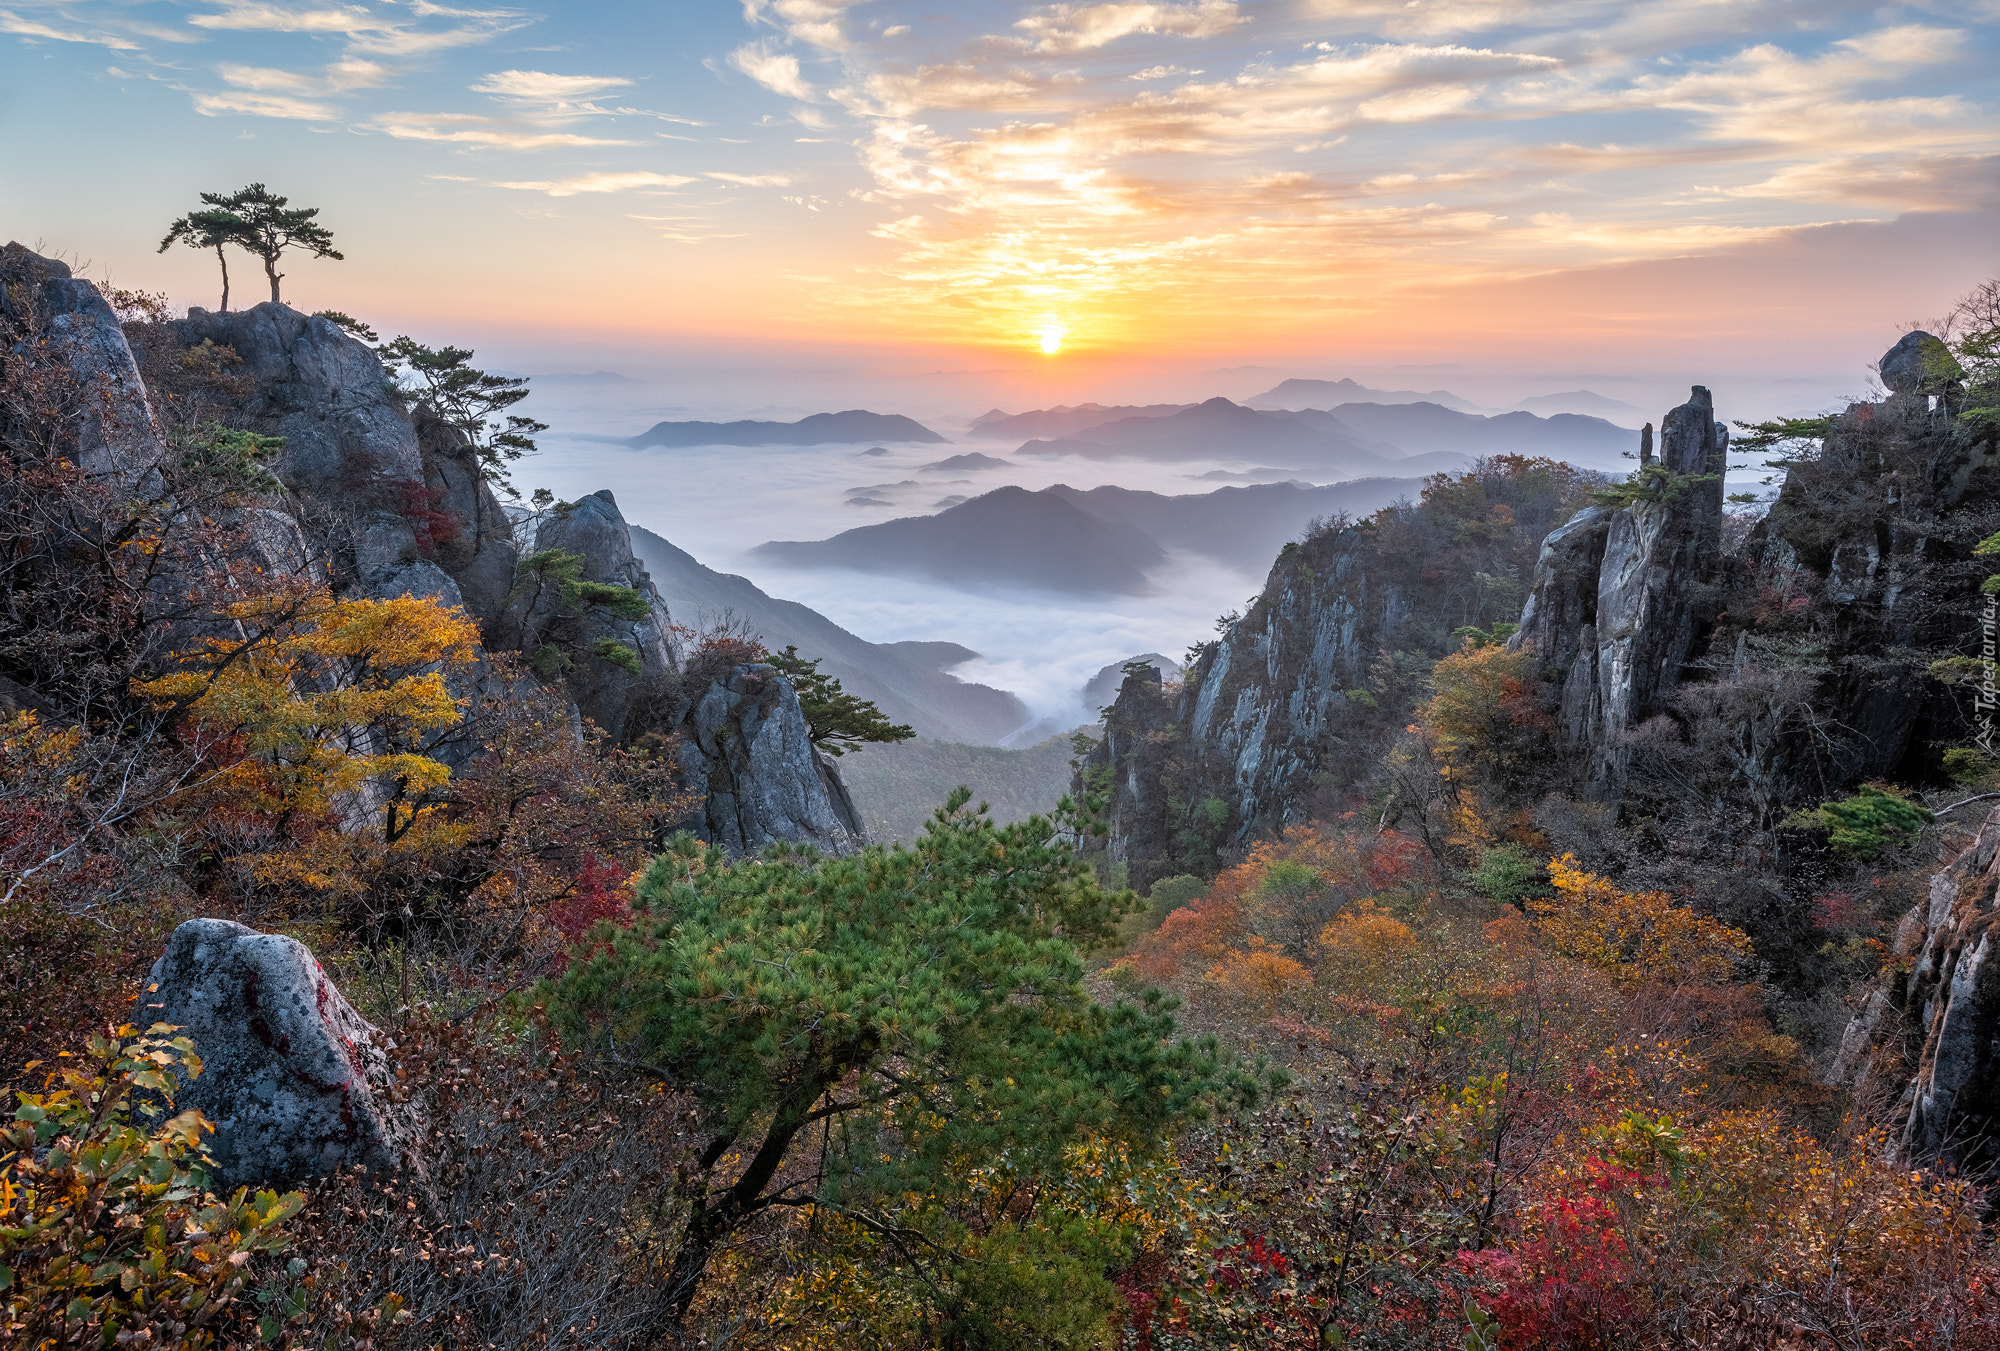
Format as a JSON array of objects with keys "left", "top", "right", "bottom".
[
  {"left": 630, "top": 409, "right": 948, "bottom": 447},
  {"left": 969, "top": 402, "right": 1190, "bottom": 440},
  {"left": 1245, "top": 377, "right": 1479, "bottom": 413},
  {"left": 753, "top": 484, "right": 1166, "bottom": 596}
]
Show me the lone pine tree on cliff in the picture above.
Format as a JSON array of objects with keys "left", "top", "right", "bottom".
[{"left": 160, "top": 183, "right": 341, "bottom": 307}]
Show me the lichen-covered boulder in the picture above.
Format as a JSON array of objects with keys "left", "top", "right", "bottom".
[{"left": 140, "top": 919, "right": 423, "bottom": 1189}]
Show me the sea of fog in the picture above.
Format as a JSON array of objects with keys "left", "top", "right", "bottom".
[
  {"left": 517, "top": 388, "right": 1272, "bottom": 731},
  {"left": 511, "top": 370, "right": 1801, "bottom": 734}
]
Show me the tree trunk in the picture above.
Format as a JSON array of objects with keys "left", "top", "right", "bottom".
[
  {"left": 264, "top": 253, "right": 282, "bottom": 305},
  {"left": 214, "top": 244, "right": 231, "bottom": 312},
  {"left": 652, "top": 1073, "right": 837, "bottom": 1336}
]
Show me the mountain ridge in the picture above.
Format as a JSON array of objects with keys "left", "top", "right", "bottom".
[{"left": 631, "top": 409, "right": 948, "bottom": 448}]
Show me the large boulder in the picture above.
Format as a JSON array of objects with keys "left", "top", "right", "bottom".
[
  {"left": 1879, "top": 329, "right": 1952, "bottom": 396},
  {"left": 140, "top": 919, "right": 423, "bottom": 1190},
  {"left": 681, "top": 663, "right": 865, "bottom": 855}
]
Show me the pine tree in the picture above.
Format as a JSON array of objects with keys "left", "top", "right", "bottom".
[{"left": 547, "top": 790, "right": 1266, "bottom": 1335}]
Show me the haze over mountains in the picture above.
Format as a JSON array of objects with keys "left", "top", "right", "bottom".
[
  {"left": 1243, "top": 377, "right": 1479, "bottom": 413},
  {"left": 753, "top": 476, "right": 1431, "bottom": 594},
  {"left": 1001, "top": 395, "right": 1633, "bottom": 475},
  {"left": 630, "top": 409, "right": 947, "bottom": 448},
  {"left": 627, "top": 526, "right": 1030, "bottom": 744}
]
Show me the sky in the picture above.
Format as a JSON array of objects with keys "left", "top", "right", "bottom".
[{"left": 4, "top": 0, "right": 1998, "bottom": 395}]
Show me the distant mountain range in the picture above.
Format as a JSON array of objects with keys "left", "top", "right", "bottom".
[
  {"left": 629, "top": 410, "right": 947, "bottom": 448},
  {"left": 1319, "top": 401, "right": 1637, "bottom": 468},
  {"left": 968, "top": 403, "right": 1190, "bottom": 440},
  {"left": 1243, "top": 377, "right": 1479, "bottom": 413},
  {"left": 752, "top": 475, "right": 1430, "bottom": 595},
  {"left": 627, "top": 526, "right": 1028, "bottom": 744},
  {"left": 1511, "top": 390, "right": 1648, "bottom": 420},
  {"left": 1004, "top": 395, "right": 1636, "bottom": 474},
  {"left": 754, "top": 485, "right": 1168, "bottom": 596},
  {"left": 922, "top": 452, "right": 1013, "bottom": 472}
]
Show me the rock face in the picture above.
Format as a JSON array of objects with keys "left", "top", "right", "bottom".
[
  {"left": 1830, "top": 806, "right": 2000, "bottom": 1171},
  {"left": 681, "top": 663, "right": 865, "bottom": 855},
  {"left": 173, "top": 304, "right": 424, "bottom": 494},
  {"left": 504, "top": 490, "right": 680, "bottom": 744},
  {"left": 141, "top": 919, "right": 422, "bottom": 1189},
  {"left": 1079, "top": 524, "right": 1435, "bottom": 887},
  {"left": 1509, "top": 505, "right": 1612, "bottom": 744},
  {"left": 1, "top": 242, "right": 163, "bottom": 487},
  {"left": 1507, "top": 388, "right": 1729, "bottom": 795}
]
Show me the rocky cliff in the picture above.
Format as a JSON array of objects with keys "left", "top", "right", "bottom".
[
  {"left": 1086, "top": 341, "right": 1996, "bottom": 894},
  {"left": 1831, "top": 804, "right": 2000, "bottom": 1173},
  {"left": 1509, "top": 386, "right": 1730, "bottom": 797},
  {"left": 1080, "top": 455, "right": 1599, "bottom": 887},
  {"left": 0, "top": 244, "right": 858, "bottom": 856}
]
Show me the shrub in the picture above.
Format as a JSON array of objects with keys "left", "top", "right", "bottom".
[{"left": 1, "top": 1025, "right": 317, "bottom": 1350}]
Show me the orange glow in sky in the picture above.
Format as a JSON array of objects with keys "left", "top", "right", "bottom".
[{"left": 7, "top": 2, "right": 1995, "bottom": 370}]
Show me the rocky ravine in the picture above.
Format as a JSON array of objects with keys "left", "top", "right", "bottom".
[{"left": 1, "top": 242, "right": 859, "bottom": 856}]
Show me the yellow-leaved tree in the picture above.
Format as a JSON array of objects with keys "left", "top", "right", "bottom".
[
  {"left": 1531, "top": 854, "right": 1751, "bottom": 987},
  {"left": 134, "top": 589, "right": 481, "bottom": 842}
]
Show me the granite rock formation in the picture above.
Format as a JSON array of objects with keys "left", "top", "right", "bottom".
[
  {"left": 141, "top": 919, "right": 423, "bottom": 1188},
  {"left": 1, "top": 243, "right": 164, "bottom": 489},
  {"left": 681, "top": 663, "right": 865, "bottom": 855},
  {"left": 1830, "top": 805, "right": 2000, "bottom": 1172},
  {"left": 1078, "top": 456, "right": 1591, "bottom": 887},
  {"left": 504, "top": 490, "right": 680, "bottom": 744},
  {"left": 1505, "top": 388, "right": 1730, "bottom": 796}
]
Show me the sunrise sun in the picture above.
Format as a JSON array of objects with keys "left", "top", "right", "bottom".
[{"left": 1036, "top": 324, "right": 1066, "bottom": 354}]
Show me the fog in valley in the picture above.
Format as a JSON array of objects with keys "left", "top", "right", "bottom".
[{"left": 509, "top": 356, "right": 1858, "bottom": 736}]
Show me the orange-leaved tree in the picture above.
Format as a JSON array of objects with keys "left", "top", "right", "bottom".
[
  {"left": 1531, "top": 854, "right": 1751, "bottom": 988},
  {"left": 134, "top": 589, "right": 481, "bottom": 843}
]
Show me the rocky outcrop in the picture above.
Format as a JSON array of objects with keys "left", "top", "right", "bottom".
[
  {"left": 504, "top": 490, "right": 679, "bottom": 744},
  {"left": 2, "top": 245, "right": 861, "bottom": 859},
  {"left": 141, "top": 919, "right": 423, "bottom": 1189},
  {"left": 681, "top": 663, "right": 865, "bottom": 855},
  {"left": 1830, "top": 806, "right": 2000, "bottom": 1171},
  {"left": 1, "top": 242, "right": 164, "bottom": 488},
  {"left": 166, "top": 302, "right": 524, "bottom": 613},
  {"left": 173, "top": 304, "right": 423, "bottom": 494},
  {"left": 1081, "top": 521, "right": 1437, "bottom": 886},
  {"left": 1509, "top": 388, "right": 1729, "bottom": 795}
]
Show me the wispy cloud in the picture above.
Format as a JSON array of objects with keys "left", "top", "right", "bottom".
[
  {"left": 0, "top": 6, "right": 140, "bottom": 48},
  {"left": 730, "top": 43, "right": 816, "bottom": 100},
  {"left": 187, "top": 0, "right": 531, "bottom": 55},
  {"left": 706, "top": 171, "right": 792, "bottom": 186},
  {"left": 1012, "top": 1, "right": 1247, "bottom": 54},
  {"left": 491, "top": 170, "right": 697, "bottom": 195},
  {"left": 369, "top": 111, "right": 639, "bottom": 149}
]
